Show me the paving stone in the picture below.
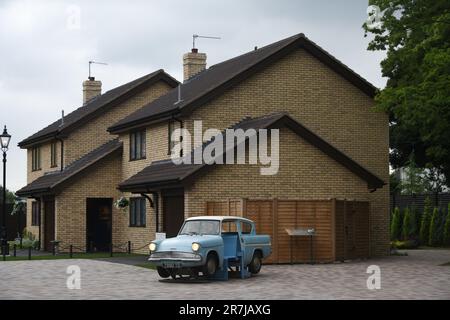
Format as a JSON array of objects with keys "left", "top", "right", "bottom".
[{"left": 0, "top": 249, "right": 449, "bottom": 300}]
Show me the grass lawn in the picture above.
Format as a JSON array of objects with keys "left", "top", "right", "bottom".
[
  {"left": 133, "top": 262, "right": 156, "bottom": 270},
  {"left": 0, "top": 252, "right": 146, "bottom": 262}
]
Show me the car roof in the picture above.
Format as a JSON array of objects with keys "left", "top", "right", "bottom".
[{"left": 186, "top": 216, "right": 254, "bottom": 223}]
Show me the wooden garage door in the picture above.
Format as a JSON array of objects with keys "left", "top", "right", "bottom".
[
  {"left": 205, "top": 199, "right": 368, "bottom": 263},
  {"left": 205, "top": 200, "right": 243, "bottom": 216},
  {"left": 275, "top": 200, "right": 333, "bottom": 263},
  {"left": 244, "top": 201, "right": 275, "bottom": 263},
  {"left": 244, "top": 200, "right": 333, "bottom": 263}
]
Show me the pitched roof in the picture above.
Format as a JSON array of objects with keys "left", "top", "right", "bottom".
[
  {"left": 108, "top": 33, "right": 377, "bottom": 133},
  {"left": 18, "top": 70, "right": 179, "bottom": 148},
  {"left": 118, "top": 113, "right": 385, "bottom": 192},
  {"left": 16, "top": 139, "right": 122, "bottom": 197}
]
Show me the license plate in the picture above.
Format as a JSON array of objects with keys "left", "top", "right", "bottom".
[{"left": 163, "top": 262, "right": 181, "bottom": 268}]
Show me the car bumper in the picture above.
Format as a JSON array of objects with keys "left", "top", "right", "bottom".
[{"left": 148, "top": 251, "right": 203, "bottom": 268}]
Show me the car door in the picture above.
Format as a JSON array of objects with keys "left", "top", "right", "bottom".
[{"left": 238, "top": 220, "right": 254, "bottom": 265}]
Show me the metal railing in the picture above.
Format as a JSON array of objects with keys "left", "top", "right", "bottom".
[{"left": 1, "top": 240, "right": 152, "bottom": 261}]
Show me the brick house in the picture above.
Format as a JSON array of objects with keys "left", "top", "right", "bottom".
[{"left": 17, "top": 33, "right": 389, "bottom": 261}]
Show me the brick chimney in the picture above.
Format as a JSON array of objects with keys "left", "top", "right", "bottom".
[
  {"left": 82, "top": 77, "right": 102, "bottom": 104},
  {"left": 183, "top": 48, "right": 207, "bottom": 81}
]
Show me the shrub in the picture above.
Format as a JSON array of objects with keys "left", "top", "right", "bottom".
[
  {"left": 402, "top": 207, "right": 417, "bottom": 240},
  {"left": 390, "top": 207, "right": 402, "bottom": 241},
  {"left": 391, "top": 240, "right": 419, "bottom": 249},
  {"left": 429, "top": 208, "right": 442, "bottom": 246},
  {"left": 444, "top": 204, "right": 450, "bottom": 246},
  {"left": 419, "top": 197, "right": 432, "bottom": 244},
  {"left": 412, "top": 206, "right": 421, "bottom": 236}
]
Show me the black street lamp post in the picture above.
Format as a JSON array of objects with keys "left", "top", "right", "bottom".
[{"left": 1, "top": 125, "right": 11, "bottom": 256}]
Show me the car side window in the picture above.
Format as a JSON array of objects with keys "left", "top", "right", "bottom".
[
  {"left": 241, "top": 222, "right": 253, "bottom": 234},
  {"left": 222, "top": 220, "right": 238, "bottom": 234}
]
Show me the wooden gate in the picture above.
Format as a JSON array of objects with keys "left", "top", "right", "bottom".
[{"left": 334, "top": 200, "right": 370, "bottom": 261}]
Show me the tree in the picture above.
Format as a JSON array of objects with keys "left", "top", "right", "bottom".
[
  {"left": 429, "top": 207, "right": 442, "bottom": 246},
  {"left": 0, "top": 185, "right": 15, "bottom": 203},
  {"left": 399, "top": 156, "right": 427, "bottom": 195},
  {"left": 364, "top": 0, "right": 450, "bottom": 182},
  {"left": 401, "top": 207, "right": 410, "bottom": 240},
  {"left": 419, "top": 197, "right": 432, "bottom": 244},
  {"left": 443, "top": 204, "right": 450, "bottom": 246},
  {"left": 390, "top": 207, "right": 402, "bottom": 240},
  {"left": 402, "top": 207, "right": 417, "bottom": 240},
  {"left": 412, "top": 205, "right": 422, "bottom": 237},
  {"left": 390, "top": 172, "right": 401, "bottom": 195}
]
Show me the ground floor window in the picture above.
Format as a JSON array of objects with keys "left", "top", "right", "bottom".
[
  {"left": 31, "top": 201, "right": 40, "bottom": 226},
  {"left": 129, "top": 197, "right": 146, "bottom": 227}
]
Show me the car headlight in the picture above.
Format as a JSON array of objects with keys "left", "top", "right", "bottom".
[
  {"left": 149, "top": 243, "right": 157, "bottom": 252},
  {"left": 191, "top": 242, "right": 201, "bottom": 252}
]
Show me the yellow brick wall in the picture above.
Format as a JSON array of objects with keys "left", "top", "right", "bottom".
[
  {"left": 26, "top": 141, "right": 60, "bottom": 183},
  {"left": 116, "top": 121, "right": 169, "bottom": 252},
  {"left": 24, "top": 80, "right": 173, "bottom": 243},
  {"left": 181, "top": 48, "right": 388, "bottom": 256},
  {"left": 54, "top": 154, "right": 121, "bottom": 249},
  {"left": 64, "top": 81, "right": 173, "bottom": 166},
  {"left": 186, "top": 129, "right": 369, "bottom": 214},
  {"left": 26, "top": 141, "right": 60, "bottom": 238}
]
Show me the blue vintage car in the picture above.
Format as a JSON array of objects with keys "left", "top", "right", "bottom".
[{"left": 148, "top": 216, "right": 271, "bottom": 279}]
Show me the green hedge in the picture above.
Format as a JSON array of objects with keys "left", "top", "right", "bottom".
[
  {"left": 390, "top": 207, "right": 402, "bottom": 241},
  {"left": 419, "top": 197, "right": 433, "bottom": 245},
  {"left": 444, "top": 203, "right": 450, "bottom": 246},
  {"left": 391, "top": 196, "right": 449, "bottom": 248}
]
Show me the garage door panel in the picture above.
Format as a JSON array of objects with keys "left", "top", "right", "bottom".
[{"left": 206, "top": 199, "right": 369, "bottom": 264}]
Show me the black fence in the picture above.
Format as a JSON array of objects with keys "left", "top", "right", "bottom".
[
  {"left": 2, "top": 240, "right": 151, "bottom": 261},
  {"left": 0, "top": 203, "right": 25, "bottom": 241},
  {"left": 390, "top": 192, "right": 450, "bottom": 213}
]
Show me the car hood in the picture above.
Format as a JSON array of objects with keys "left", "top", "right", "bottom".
[{"left": 156, "top": 235, "right": 222, "bottom": 252}]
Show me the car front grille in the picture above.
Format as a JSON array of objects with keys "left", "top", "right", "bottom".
[{"left": 149, "top": 251, "right": 201, "bottom": 261}]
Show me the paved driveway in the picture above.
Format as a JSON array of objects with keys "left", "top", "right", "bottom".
[{"left": 1, "top": 249, "right": 449, "bottom": 300}]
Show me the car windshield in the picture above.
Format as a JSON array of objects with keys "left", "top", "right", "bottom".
[{"left": 179, "top": 220, "right": 220, "bottom": 236}]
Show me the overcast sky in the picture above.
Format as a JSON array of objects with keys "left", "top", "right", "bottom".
[{"left": 0, "top": 0, "right": 386, "bottom": 192}]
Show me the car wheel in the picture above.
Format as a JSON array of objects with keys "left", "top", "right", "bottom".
[
  {"left": 203, "top": 254, "right": 218, "bottom": 276},
  {"left": 248, "top": 252, "right": 262, "bottom": 274},
  {"left": 157, "top": 267, "right": 170, "bottom": 278}
]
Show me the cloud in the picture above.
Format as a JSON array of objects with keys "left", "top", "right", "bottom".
[{"left": 0, "top": 0, "right": 385, "bottom": 191}]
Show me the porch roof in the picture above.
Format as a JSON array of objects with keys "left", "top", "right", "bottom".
[
  {"left": 118, "top": 112, "right": 385, "bottom": 193},
  {"left": 16, "top": 139, "right": 122, "bottom": 197}
]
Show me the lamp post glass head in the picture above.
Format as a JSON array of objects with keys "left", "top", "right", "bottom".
[{"left": 0, "top": 126, "right": 11, "bottom": 152}]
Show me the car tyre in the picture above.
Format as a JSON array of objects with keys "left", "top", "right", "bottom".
[
  {"left": 248, "top": 252, "right": 262, "bottom": 274},
  {"left": 157, "top": 267, "right": 171, "bottom": 278},
  {"left": 203, "top": 253, "right": 218, "bottom": 276}
]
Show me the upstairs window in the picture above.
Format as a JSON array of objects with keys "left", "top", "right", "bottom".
[
  {"left": 50, "top": 141, "right": 57, "bottom": 168},
  {"left": 31, "top": 201, "right": 40, "bottom": 226},
  {"left": 129, "top": 197, "right": 146, "bottom": 227},
  {"left": 32, "top": 147, "right": 41, "bottom": 171},
  {"left": 130, "top": 130, "right": 146, "bottom": 161}
]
